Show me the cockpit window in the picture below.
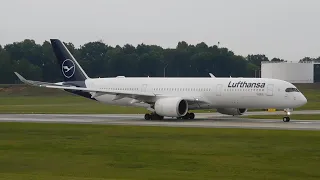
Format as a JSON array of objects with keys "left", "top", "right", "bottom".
[{"left": 285, "top": 88, "right": 300, "bottom": 92}]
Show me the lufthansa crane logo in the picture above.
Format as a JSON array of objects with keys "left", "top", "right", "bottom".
[{"left": 62, "top": 59, "right": 75, "bottom": 78}]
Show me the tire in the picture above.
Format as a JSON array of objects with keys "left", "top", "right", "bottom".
[
  {"left": 189, "top": 113, "right": 195, "bottom": 120},
  {"left": 283, "top": 117, "right": 290, "bottom": 122},
  {"left": 144, "top": 114, "right": 151, "bottom": 120}
]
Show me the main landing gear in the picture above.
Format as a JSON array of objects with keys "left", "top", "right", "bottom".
[
  {"left": 144, "top": 112, "right": 195, "bottom": 120},
  {"left": 144, "top": 113, "right": 164, "bottom": 120},
  {"left": 283, "top": 108, "right": 292, "bottom": 122},
  {"left": 177, "top": 112, "right": 195, "bottom": 120}
]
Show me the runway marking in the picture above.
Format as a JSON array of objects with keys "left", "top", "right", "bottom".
[{"left": 294, "top": 121, "right": 314, "bottom": 124}]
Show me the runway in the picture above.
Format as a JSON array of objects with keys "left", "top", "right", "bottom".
[{"left": 0, "top": 110, "right": 320, "bottom": 130}]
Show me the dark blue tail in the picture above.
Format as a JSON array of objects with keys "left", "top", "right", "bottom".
[
  {"left": 50, "top": 39, "right": 94, "bottom": 100},
  {"left": 50, "top": 39, "right": 89, "bottom": 82}
]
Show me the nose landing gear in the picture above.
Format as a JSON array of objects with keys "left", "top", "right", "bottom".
[
  {"left": 283, "top": 116, "right": 290, "bottom": 122},
  {"left": 283, "top": 108, "right": 292, "bottom": 122}
]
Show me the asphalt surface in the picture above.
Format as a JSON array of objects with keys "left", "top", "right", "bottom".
[{"left": 0, "top": 110, "right": 320, "bottom": 130}]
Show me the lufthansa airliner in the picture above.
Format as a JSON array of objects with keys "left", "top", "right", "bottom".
[{"left": 14, "top": 39, "right": 307, "bottom": 122}]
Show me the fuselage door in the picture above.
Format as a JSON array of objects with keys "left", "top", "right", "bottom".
[
  {"left": 216, "top": 84, "right": 223, "bottom": 96},
  {"left": 141, "top": 84, "right": 148, "bottom": 92},
  {"left": 267, "top": 84, "right": 274, "bottom": 96}
]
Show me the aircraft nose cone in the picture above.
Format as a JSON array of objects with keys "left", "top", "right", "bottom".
[{"left": 300, "top": 94, "right": 307, "bottom": 105}]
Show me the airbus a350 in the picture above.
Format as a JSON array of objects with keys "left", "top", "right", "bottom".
[{"left": 14, "top": 39, "right": 307, "bottom": 122}]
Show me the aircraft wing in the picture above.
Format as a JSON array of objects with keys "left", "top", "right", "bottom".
[
  {"left": 14, "top": 72, "right": 209, "bottom": 104},
  {"left": 14, "top": 72, "right": 155, "bottom": 98}
]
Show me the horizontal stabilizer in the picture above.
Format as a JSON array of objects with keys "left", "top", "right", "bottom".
[
  {"left": 14, "top": 72, "right": 63, "bottom": 87},
  {"left": 209, "top": 73, "right": 215, "bottom": 78}
]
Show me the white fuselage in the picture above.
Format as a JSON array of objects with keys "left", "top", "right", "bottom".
[{"left": 84, "top": 77, "right": 307, "bottom": 110}]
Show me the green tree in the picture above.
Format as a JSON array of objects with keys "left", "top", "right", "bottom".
[
  {"left": 299, "top": 57, "right": 314, "bottom": 63},
  {"left": 271, "top": 57, "right": 285, "bottom": 62},
  {"left": 79, "top": 41, "right": 110, "bottom": 77},
  {"left": 0, "top": 50, "right": 15, "bottom": 83},
  {"left": 247, "top": 54, "right": 269, "bottom": 67},
  {"left": 2, "top": 38, "right": 311, "bottom": 84}
]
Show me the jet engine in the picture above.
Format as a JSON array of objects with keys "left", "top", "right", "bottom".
[
  {"left": 217, "top": 108, "right": 247, "bottom": 116},
  {"left": 154, "top": 97, "right": 188, "bottom": 117}
]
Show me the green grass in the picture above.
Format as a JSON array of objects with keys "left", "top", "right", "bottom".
[
  {"left": 0, "top": 123, "right": 320, "bottom": 180},
  {"left": 0, "top": 96, "right": 149, "bottom": 114},
  {"left": 295, "top": 83, "right": 320, "bottom": 110},
  {"left": 246, "top": 114, "right": 320, "bottom": 120}
]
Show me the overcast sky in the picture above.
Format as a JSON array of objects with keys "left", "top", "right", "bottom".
[{"left": 1, "top": 0, "right": 319, "bottom": 61}]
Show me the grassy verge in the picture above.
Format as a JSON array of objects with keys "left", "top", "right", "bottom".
[
  {"left": 0, "top": 96, "right": 214, "bottom": 114},
  {"left": 295, "top": 83, "right": 320, "bottom": 110},
  {"left": 0, "top": 123, "right": 320, "bottom": 179},
  {"left": 245, "top": 114, "right": 320, "bottom": 120},
  {"left": 0, "top": 96, "right": 149, "bottom": 114}
]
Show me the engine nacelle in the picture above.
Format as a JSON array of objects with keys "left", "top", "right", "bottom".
[
  {"left": 154, "top": 97, "right": 188, "bottom": 117},
  {"left": 217, "top": 108, "right": 247, "bottom": 116}
]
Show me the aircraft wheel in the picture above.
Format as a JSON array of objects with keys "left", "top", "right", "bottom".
[
  {"left": 144, "top": 113, "right": 151, "bottom": 120},
  {"left": 182, "top": 114, "right": 189, "bottom": 120},
  {"left": 189, "top": 113, "right": 195, "bottom": 120},
  {"left": 181, "top": 112, "right": 195, "bottom": 120},
  {"left": 157, "top": 115, "right": 164, "bottom": 120},
  {"left": 283, "top": 116, "right": 290, "bottom": 122},
  {"left": 150, "top": 113, "right": 164, "bottom": 120}
]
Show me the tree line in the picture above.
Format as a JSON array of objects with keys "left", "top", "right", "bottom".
[{"left": 0, "top": 39, "right": 318, "bottom": 84}]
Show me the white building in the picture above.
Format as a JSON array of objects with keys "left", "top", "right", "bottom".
[{"left": 261, "top": 61, "right": 320, "bottom": 83}]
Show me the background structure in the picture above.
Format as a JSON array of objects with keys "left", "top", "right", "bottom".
[{"left": 261, "top": 61, "right": 320, "bottom": 83}]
